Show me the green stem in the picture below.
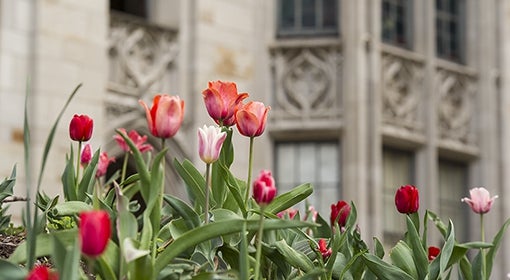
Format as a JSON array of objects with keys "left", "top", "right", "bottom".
[
  {"left": 121, "top": 152, "right": 129, "bottom": 183},
  {"left": 151, "top": 137, "right": 166, "bottom": 261},
  {"left": 481, "top": 214, "right": 486, "bottom": 280},
  {"left": 76, "top": 141, "right": 82, "bottom": 188},
  {"left": 205, "top": 163, "right": 211, "bottom": 224},
  {"left": 254, "top": 206, "right": 265, "bottom": 280},
  {"left": 244, "top": 137, "right": 254, "bottom": 204}
]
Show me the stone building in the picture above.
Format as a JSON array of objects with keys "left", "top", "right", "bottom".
[{"left": 0, "top": 0, "right": 509, "bottom": 277}]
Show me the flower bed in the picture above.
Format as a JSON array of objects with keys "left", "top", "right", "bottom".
[{"left": 0, "top": 81, "right": 508, "bottom": 279}]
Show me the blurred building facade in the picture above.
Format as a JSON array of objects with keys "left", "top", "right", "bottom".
[{"left": 1, "top": 0, "right": 510, "bottom": 277}]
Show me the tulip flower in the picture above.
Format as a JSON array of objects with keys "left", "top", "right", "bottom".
[
  {"left": 69, "top": 114, "right": 93, "bottom": 142},
  {"left": 113, "top": 128, "right": 153, "bottom": 153},
  {"left": 139, "top": 94, "right": 184, "bottom": 139},
  {"left": 202, "top": 80, "right": 249, "bottom": 126},
  {"left": 318, "top": 238, "right": 332, "bottom": 261},
  {"left": 461, "top": 187, "right": 498, "bottom": 214},
  {"left": 330, "top": 200, "right": 351, "bottom": 228},
  {"left": 26, "top": 265, "right": 59, "bottom": 280},
  {"left": 79, "top": 210, "right": 111, "bottom": 258},
  {"left": 96, "top": 152, "right": 115, "bottom": 178},
  {"left": 277, "top": 208, "right": 298, "bottom": 219},
  {"left": 80, "top": 143, "right": 92, "bottom": 166},
  {"left": 395, "top": 185, "right": 419, "bottom": 214},
  {"left": 198, "top": 125, "right": 227, "bottom": 164},
  {"left": 428, "top": 246, "right": 441, "bottom": 261},
  {"left": 252, "top": 170, "right": 277, "bottom": 205},
  {"left": 235, "top": 101, "right": 270, "bottom": 138}
]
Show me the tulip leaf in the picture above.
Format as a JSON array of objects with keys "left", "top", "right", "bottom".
[
  {"left": 174, "top": 159, "right": 206, "bottom": 212},
  {"left": 265, "top": 183, "right": 313, "bottom": 215},
  {"left": 274, "top": 239, "right": 314, "bottom": 273},
  {"left": 389, "top": 241, "right": 418, "bottom": 279},
  {"left": 222, "top": 167, "right": 247, "bottom": 216},
  {"left": 61, "top": 147, "right": 77, "bottom": 201},
  {"left": 373, "top": 237, "right": 385, "bottom": 259},
  {"left": 77, "top": 149, "right": 100, "bottom": 201},
  {"left": 486, "top": 217, "right": 510, "bottom": 277},
  {"left": 459, "top": 256, "right": 473, "bottom": 280},
  {"left": 362, "top": 253, "right": 415, "bottom": 280},
  {"left": 52, "top": 234, "right": 80, "bottom": 280},
  {"left": 155, "top": 218, "right": 315, "bottom": 273},
  {"left": 164, "top": 194, "right": 201, "bottom": 230},
  {"left": 439, "top": 220, "right": 456, "bottom": 276},
  {"left": 0, "top": 259, "right": 26, "bottom": 280},
  {"left": 405, "top": 215, "right": 428, "bottom": 279},
  {"left": 49, "top": 201, "right": 93, "bottom": 217}
]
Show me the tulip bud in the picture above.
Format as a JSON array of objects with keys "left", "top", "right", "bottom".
[
  {"left": 79, "top": 210, "right": 111, "bottom": 258},
  {"left": 235, "top": 101, "right": 270, "bottom": 137},
  {"left": 80, "top": 143, "right": 92, "bottom": 166},
  {"left": 428, "top": 246, "right": 441, "bottom": 261},
  {"left": 252, "top": 170, "right": 277, "bottom": 205},
  {"left": 26, "top": 265, "right": 59, "bottom": 280},
  {"left": 330, "top": 200, "right": 351, "bottom": 228},
  {"left": 395, "top": 185, "right": 419, "bottom": 214},
  {"left": 69, "top": 114, "right": 93, "bottom": 142},
  {"left": 202, "top": 81, "right": 249, "bottom": 126},
  {"left": 318, "top": 238, "right": 332, "bottom": 261},
  {"left": 461, "top": 187, "right": 498, "bottom": 214},
  {"left": 197, "top": 125, "right": 227, "bottom": 164},
  {"left": 139, "top": 94, "right": 184, "bottom": 139}
]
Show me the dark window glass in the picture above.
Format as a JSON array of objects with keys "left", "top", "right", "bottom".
[
  {"left": 110, "top": 0, "right": 147, "bottom": 18},
  {"left": 436, "top": 0, "right": 465, "bottom": 63},
  {"left": 277, "top": 0, "right": 338, "bottom": 37},
  {"left": 381, "top": 0, "right": 412, "bottom": 49}
]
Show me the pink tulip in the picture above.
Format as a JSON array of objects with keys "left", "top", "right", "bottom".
[
  {"left": 139, "top": 94, "right": 184, "bottom": 139},
  {"left": 80, "top": 143, "right": 92, "bottom": 166},
  {"left": 395, "top": 185, "right": 419, "bottom": 214},
  {"left": 277, "top": 208, "right": 298, "bottom": 219},
  {"left": 461, "top": 187, "right": 498, "bottom": 214},
  {"left": 202, "top": 81, "right": 249, "bottom": 126},
  {"left": 114, "top": 128, "right": 153, "bottom": 153},
  {"left": 318, "top": 239, "right": 332, "bottom": 261},
  {"left": 235, "top": 101, "right": 270, "bottom": 137},
  {"left": 96, "top": 152, "right": 115, "bottom": 178},
  {"left": 69, "top": 114, "right": 93, "bottom": 142},
  {"left": 252, "top": 170, "right": 277, "bottom": 205},
  {"left": 198, "top": 125, "right": 227, "bottom": 164},
  {"left": 79, "top": 210, "right": 111, "bottom": 258}
]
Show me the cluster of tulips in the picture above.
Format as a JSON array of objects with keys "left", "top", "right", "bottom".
[{"left": 1, "top": 81, "right": 508, "bottom": 279}]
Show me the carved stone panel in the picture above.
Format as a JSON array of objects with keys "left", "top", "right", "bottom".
[
  {"left": 270, "top": 45, "right": 342, "bottom": 122},
  {"left": 381, "top": 52, "right": 424, "bottom": 133},
  {"left": 436, "top": 68, "right": 476, "bottom": 145}
]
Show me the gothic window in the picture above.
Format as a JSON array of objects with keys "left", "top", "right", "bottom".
[
  {"left": 382, "top": 0, "right": 412, "bottom": 48},
  {"left": 382, "top": 147, "right": 415, "bottom": 247},
  {"left": 275, "top": 141, "right": 340, "bottom": 216},
  {"left": 436, "top": 0, "right": 465, "bottom": 63},
  {"left": 110, "top": 0, "right": 148, "bottom": 18},
  {"left": 277, "top": 0, "right": 339, "bottom": 37},
  {"left": 438, "top": 159, "right": 469, "bottom": 241}
]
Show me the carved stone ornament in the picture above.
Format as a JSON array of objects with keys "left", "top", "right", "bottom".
[
  {"left": 381, "top": 52, "right": 424, "bottom": 132},
  {"left": 270, "top": 46, "right": 342, "bottom": 121},
  {"left": 436, "top": 68, "right": 476, "bottom": 144}
]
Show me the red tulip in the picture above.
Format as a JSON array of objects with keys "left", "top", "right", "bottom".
[
  {"left": 139, "top": 94, "right": 184, "bottom": 139},
  {"left": 235, "top": 101, "right": 270, "bottom": 137},
  {"left": 461, "top": 187, "right": 498, "bottom": 214},
  {"left": 428, "top": 246, "right": 441, "bottom": 261},
  {"left": 252, "top": 170, "right": 277, "bottom": 205},
  {"left": 318, "top": 238, "right": 332, "bottom": 261},
  {"left": 69, "top": 114, "right": 93, "bottom": 142},
  {"left": 202, "top": 81, "right": 249, "bottom": 126},
  {"left": 95, "top": 152, "right": 115, "bottom": 178},
  {"left": 80, "top": 143, "right": 92, "bottom": 166},
  {"left": 395, "top": 185, "right": 419, "bottom": 214},
  {"left": 330, "top": 200, "right": 351, "bottom": 228},
  {"left": 26, "top": 265, "right": 59, "bottom": 280},
  {"left": 79, "top": 210, "right": 111, "bottom": 257},
  {"left": 114, "top": 128, "right": 153, "bottom": 153}
]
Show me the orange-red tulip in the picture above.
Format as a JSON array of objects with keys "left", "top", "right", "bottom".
[
  {"left": 202, "top": 81, "right": 249, "bottom": 126},
  {"left": 235, "top": 101, "right": 270, "bottom": 137},
  {"left": 139, "top": 94, "right": 184, "bottom": 139}
]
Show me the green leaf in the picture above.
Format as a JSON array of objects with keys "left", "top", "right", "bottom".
[
  {"left": 0, "top": 165, "right": 16, "bottom": 201},
  {"left": 9, "top": 230, "right": 78, "bottom": 264},
  {"left": 265, "top": 183, "right": 313, "bottom": 215},
  {"left": 61, "top": 149, "right": 77, "bottom": 201},
  {"left": 440, "top": 220, "right": 456, "bottom": 276},
  {"left": 155, "top": 218, "right": 315, "bottom": 273},
  {"left": 274, "top": 239, "right": 314, "bottom": 272},
  {"left": 52, "top": 234, "right": 80, "bottom": 280},
  {"left": 223, "top": 169, "right": 247, "bottom": 216},
  {"left": 486, "top": 217, "right": 510, "bottom": 277},
  {"left": 362, "top": 253, "right": 415, "bottom": 280},
  {"left": 173, "top": 159, "right": 206, "bottom": 212},
  {"left": 389, "top": 241, "right": 418, "bottom": 279},
  {"left": 373, "top": 237, "right": 385, "bottom": 259},
  {"left": 459, "top": 256, "right": 473, "bottom": 280},
  {"left": 164, "top": 195, "right": 200, "bottom": 230},
  {"left": 0, "top": 259, "right": 26, "bottom": 280},
  {"left": 77, "top": 149, "right": 100, "bottom": 201},
  {"left": 49, "top": 201, "right": 93, "bottom": 217},
  {"left": 405, "top": 215, "right": 428, "bottom": 279}
]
